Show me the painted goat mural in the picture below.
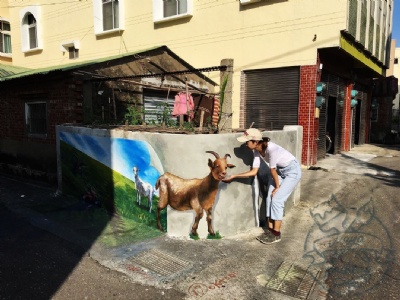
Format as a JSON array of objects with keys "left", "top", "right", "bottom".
[
  {"left": 59, "top": 132, "right": 164, "bottom": 243},
  {"left": 132, "top": 166, "right": 155, "bottom": 212},
  {"left": 156, "top": 151, "right": 235, "bottom": 236},
  {"left": 59, "top": 132, "right": 235, "bottom": 240}
]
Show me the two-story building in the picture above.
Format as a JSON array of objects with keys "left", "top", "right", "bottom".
[{"left": 0, "top": 0, "right": 396, "bottom": 175}]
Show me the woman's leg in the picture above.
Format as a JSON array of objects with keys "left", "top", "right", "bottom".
[{"left": 270, "top": 162, "right": 301, "bottom": 222}]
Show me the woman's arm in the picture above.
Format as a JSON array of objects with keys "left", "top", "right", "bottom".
[
  {"left": 222, "top": 167, "right": 259, "bottom": 183},
  {"left": 270, "top": 168, "right": 280, "bottom": 197}
]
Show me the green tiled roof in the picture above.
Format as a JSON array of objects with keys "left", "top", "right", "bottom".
[
  {"left": 0, "top": 64, "right": 32, "bottom": 79},
  {"left": 0, "top": 46, "right": 217, "bottom": 86},
  {"left": 0, "top": 46, "right": 165, "bottom": 82}
]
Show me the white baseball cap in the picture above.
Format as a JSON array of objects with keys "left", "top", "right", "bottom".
[{"left": 237, "top": 128, "right": 263, "bottom": 143}]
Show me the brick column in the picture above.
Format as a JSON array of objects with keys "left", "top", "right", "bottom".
[{"left": 298, "top": 65, "right": 318, "bottom": 166}]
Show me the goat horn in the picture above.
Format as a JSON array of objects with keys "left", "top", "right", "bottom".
[
  {"left": 224, "top": 154, "right": 231, "bottom": 159},
  {"left": 206, "top": 151, "right": 220, "bottom": 158}
]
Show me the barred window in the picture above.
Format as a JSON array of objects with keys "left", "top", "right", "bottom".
[{"left": 25, "top": 102, "right": 48, "bottom": 135}]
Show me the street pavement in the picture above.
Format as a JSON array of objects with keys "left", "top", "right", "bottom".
[{"left": 1, "top": 143, "right": 400, "bottom": 300}]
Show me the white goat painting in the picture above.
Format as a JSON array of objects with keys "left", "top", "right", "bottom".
[{"left": 132, "top": 166, "right": 155, "bottom": 212}]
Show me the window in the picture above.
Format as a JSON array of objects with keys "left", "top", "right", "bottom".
[
  {"left": 103, "top": 0, "right": 119, "bottom": 31},
  {"left": 60, "top": 40, "right": 80, "bottom": 58},
  {"left": 25, "top": 102, "right": 48, "bottom": 135},
  {"left": 26, "top": 13, "right": 37, "bottom": 49},
  {"left": 370, "top": 0, "right": 375, "bottom": 18},
  {"left": 93, "top": 0, "right": 124, "bottom": 36},
  {"left": 164, "top": 0, "right": 187, "bottom": 18},
  {"left": 19, "top": 6, "right": 42, "bottom": 52},
  {"left": 0, "top": 20, "right": 12, "bottom": 54},
  {"left": 68, "top": 46, "right": 79, "bottom": 59},
  {"left": 153, "top": 0, "right": 193, "bottom": 23}
]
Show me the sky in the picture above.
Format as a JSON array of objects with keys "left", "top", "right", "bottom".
[
  {"left": 59, "top": 132, "right": 162, "bottom": 187},
  {"left": 393, "top": 1, "right": 400, "bottom": 42}
]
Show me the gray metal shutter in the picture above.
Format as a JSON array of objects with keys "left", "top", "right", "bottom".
[
  {"left": 244, "top": 67, "right": 299, "bottom": 130},
  {"left": 353, "top": 84, "right": 368, "bottom": 145},
  {"left": 143, "top": 89, "right": 175, "bottom": 124},
  {"left": 335, "top": 77, "right": 346, "bottom": 154},
  {"left": 351, "top": 107, "right": 356, "bottom": 149},
  {"left": 317, "top": 72, "right": 346, "bottom": 158},
  {"left": 317, "top": 98, "right": 328, "bottom": 160}
]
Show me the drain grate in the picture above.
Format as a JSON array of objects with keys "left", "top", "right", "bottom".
[
  {"left": 266, "top": 261, "right": 320, "bottom": 299},
  {"left": 129, "top": 249, "right": 192, "bottom": 277}
]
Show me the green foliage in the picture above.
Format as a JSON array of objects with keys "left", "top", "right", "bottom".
[
  {"left": 182, "top": 121, "right": 195, "bottom": 132},
  {"left": 207, "top": 231, "right": 222, "bottom": 239},
  {"left": 155, "top": 102, "right": 176, "bottom": 127},
  {"left": 205, "top": 116, "right": 217, "bottom": 132},
  {"left": 190, "top": 232, "right": 200, "bottom": 240},
  {"left": 124, "top": 105, "right": 144, "bottom": 125}
]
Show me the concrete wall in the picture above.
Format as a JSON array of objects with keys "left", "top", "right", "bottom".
[{"left": 57, "top": 125, "right": 302, "bottom": 238}]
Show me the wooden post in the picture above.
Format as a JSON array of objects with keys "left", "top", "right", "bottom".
[
  {"left": 199, "top": 109, "right": 205, "bottom": 131},
  {"left": 220, "top": 59, "right": 234, "bottom": 132},
  {"left": 112, "top": 89, "right": 117, "bottom": 120}
]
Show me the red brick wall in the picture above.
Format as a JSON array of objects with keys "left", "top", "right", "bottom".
[
  {"left": 299, "top": 65, "right": 319, "bottom": 166},
  {"left": 342, "top": 84, "right": 352, "bottom": 151},
  {"left": 0, "top": 74, "right": 83, "bottom": 143},
  {"left": 0, "top": 73, "right": 84, "bottom": 176}
]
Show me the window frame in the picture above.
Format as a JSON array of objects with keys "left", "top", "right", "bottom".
[
  {"left": 93, "top": 0, "right": 125, "bottom": 36},
  {"left": 19, "top": 6, "right": 42, "bottom": 53},
  {"left": 60, "top": 40, "right": 80, "bottom": 59},
  {"left": 68, "top": 46, "right": 79, "bottom": 59},
  {"left": 24, "top": 101, "right": 48, "bottom": 137},
  {"left": 153, "top": 0, "right": 193, "bottom": 24},
  {"left": 0, "top": 19, "right": 12, "bottom": 56},
  {"left": 27, "top": 13, "right": 38, "bottom": 49}
]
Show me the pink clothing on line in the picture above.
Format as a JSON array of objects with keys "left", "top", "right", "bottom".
[{"left": 172, "top": 92, "right": 194, "bottom": 120}]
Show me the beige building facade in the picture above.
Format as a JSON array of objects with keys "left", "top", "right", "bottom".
[{"left": 0, "top": 0, "right": 396, "bottom": 165}]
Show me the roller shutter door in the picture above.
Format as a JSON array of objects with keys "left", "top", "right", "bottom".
[
  {"left": 317, "top": 72, "right": 345, "bottom": 158},
  {"left": 317, "top": 99, "right": 328, "bottom": 160},
  {"left": 244, "top": 67, "right": 299, "bottom": 130},
  {"left": 353, "top": 84, "right": 368, "bottom": 145},
  {"left": 143, "top": 89, "right": 176, "bottom": 124}
]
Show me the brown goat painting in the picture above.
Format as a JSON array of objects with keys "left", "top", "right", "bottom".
[{"left": 155, "top": 151, "right": 235, "bottom": 237}]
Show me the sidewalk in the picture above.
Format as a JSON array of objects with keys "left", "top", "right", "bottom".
[{"left": 1, "top": 143, "right": 399, "bottom": 299}]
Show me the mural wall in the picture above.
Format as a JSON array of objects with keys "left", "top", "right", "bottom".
[{"left": 57, "top": 125, "right": 302, "bottom": 242}]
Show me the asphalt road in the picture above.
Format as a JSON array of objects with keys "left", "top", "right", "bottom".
[
  {"left": 1, "top": 144, "right": 400, "bottom": 300},
  {"left": 0, "top": 198, "right": 185, "bottom": 300}
]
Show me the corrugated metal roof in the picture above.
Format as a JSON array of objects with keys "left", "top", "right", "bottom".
[
  {"left": 0, "top": 46, "right": 161, "bottom": 81},
  {"left": 0, "top": 64, "right": 32, "bottom": 79},
  {"left": 0, "top": 46, "right": 217, "bottom": 86}
]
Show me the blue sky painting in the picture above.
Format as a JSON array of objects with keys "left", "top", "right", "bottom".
[{"left": 59, "top": 132, "right": 161, "bottom": 187}]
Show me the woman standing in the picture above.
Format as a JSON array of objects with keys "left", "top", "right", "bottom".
[{"left": 222, "top": 128, "right": 302, "bottom": 244}]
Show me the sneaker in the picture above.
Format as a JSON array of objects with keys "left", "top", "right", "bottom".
[
  {"left": 256, "top": 233, "right": 281, "bottom": 244},
  {"left": 262, "top": 227, "right": 274, "bottom": 235}
]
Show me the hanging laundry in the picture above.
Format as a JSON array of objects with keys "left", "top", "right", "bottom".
[{"left": 172, "top": 92, "right": 195, "bottom": 121}]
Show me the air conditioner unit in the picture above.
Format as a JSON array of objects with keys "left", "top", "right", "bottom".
[{"left": 240, "top": 0, "right": 261, "bottom": 5}]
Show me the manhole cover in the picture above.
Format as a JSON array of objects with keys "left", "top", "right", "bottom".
[
  {"left": 129, "top": 249, "right": 192, "bottom": 277},
  {"left": 266, "top": 261, "right": 320, "bottom": 299}
]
